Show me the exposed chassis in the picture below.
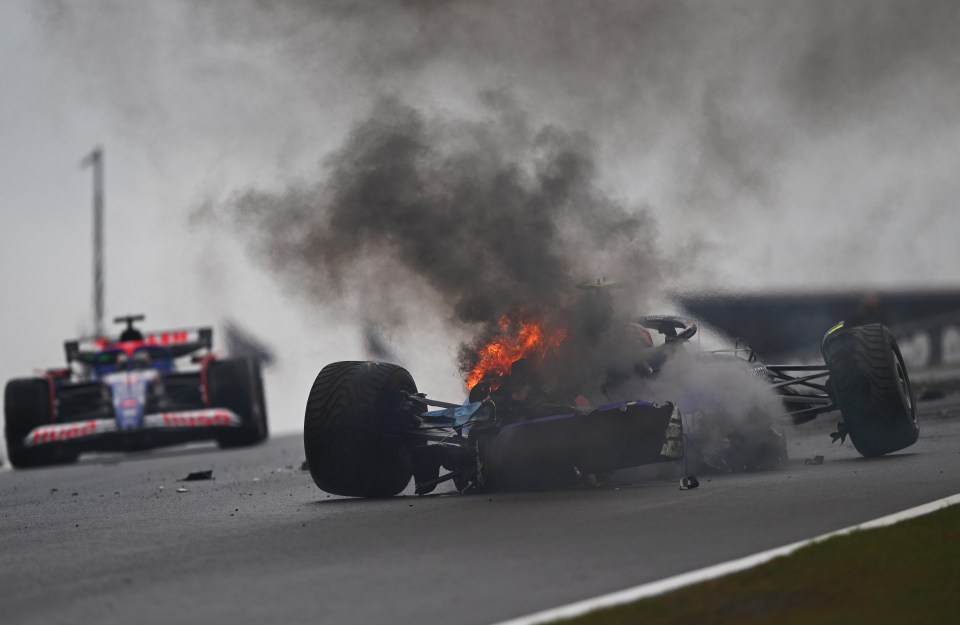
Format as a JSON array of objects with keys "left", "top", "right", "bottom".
[
  {"left": 400, "top": 391, "right": 682, "bottom": 495},
  {"left": 397, "top": 329, "right": 839, "bottom": 495}
]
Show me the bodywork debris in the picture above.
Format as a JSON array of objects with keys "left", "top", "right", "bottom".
[{"left": 180, "top": 470, "right": 214, "bottom": 481}]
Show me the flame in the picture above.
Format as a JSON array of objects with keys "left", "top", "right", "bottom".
[{"left": 464, "top": 316, "right": 567, "bottom": 390}]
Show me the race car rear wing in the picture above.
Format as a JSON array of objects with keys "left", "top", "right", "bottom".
[{"left": 64, "top": 328, "right": 213, "bottom": 363}]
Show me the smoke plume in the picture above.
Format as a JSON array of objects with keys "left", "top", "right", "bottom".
[
  {"left": 221, "top": 94, "right": 665, "bottom": 383},
  {"left": 29, "top": 0, "right": 960, "bottom": 417},
  {"left": 37, "top": 0, "right": 960, "bottom": 292}
]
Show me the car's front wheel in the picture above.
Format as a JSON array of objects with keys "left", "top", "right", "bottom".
[
  {"left": 303, "top": 361, "right": 416, "bottom": 497},
  {"left": 4, "top": 378, "right": 77, "bottom": 468}
]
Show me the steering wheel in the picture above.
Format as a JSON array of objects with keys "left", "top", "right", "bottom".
[{"left": 635, "top": 315, "right": 698, "bottom": 342}]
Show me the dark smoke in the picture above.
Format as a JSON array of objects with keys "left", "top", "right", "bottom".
[
  {"left": 35, "top": 1, "right": 960, "bottom": 293},
  {"left": 223, "top": 95, "right": 664, "bottom": 383}
]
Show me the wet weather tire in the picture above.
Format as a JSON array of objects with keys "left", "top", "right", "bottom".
[
  {"left": 211, "top": 358, "right": 269, "bottom": 448},
  {"left": 4, "top": 378, "right": 63, "bottom": 468},
  {"left": 303, "top": 361, "right": 416, "bottom": 498},
  {"left": 823, "top": 324, "right": 918, "bottom": 457}
]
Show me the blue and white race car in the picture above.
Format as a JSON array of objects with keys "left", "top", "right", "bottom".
[
  {"left": 302, "top": 315, "right": 918, "bottom": 497},
  {"left": 4, "top": 315, "right": 268, "bottom": 468}
]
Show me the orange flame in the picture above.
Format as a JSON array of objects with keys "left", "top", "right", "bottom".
[{"left": 464, "top": 316, "right": 567, "bottom": 390}]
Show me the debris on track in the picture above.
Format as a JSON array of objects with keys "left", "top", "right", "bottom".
[{"left": 180, "top": 470, "right": 214, "bottom": 481}]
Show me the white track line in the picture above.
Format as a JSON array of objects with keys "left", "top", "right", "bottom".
[{"left": 491, "top": 492, "right": 960, "bottom": 625}]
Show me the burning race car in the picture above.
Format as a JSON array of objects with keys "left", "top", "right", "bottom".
[
  {"left": 4, "top": 315, "right": 268, "bottom": 468},
  {"left": 302, "top": 314, "right": 918, "bottom": 497}
]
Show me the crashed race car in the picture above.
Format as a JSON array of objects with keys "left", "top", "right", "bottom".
[
  {"left": 302, "top": 315, "right": 918, "bottom": 497},
  {"left": 4, "top": 315, "right": 268, "bottom": 468}
]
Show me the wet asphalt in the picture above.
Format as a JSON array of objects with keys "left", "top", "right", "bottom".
[{"left": 2, "top": 407, "right": 959, "bottom": 625}]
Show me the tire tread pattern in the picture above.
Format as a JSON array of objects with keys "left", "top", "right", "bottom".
[
  {"left": 303, "top": 361, "right": 415, "bottom": 497},
  {"left": 824, "top": 324, "right": 918, "bottom": 456}
]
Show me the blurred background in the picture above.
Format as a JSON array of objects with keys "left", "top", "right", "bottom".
[{"left": 2, "top": 1, "right": 959, "bottom": 434}]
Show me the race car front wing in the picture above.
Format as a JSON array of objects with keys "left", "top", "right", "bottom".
[{"left": 23, "top": 409, "right": 242, "bottom": 448}]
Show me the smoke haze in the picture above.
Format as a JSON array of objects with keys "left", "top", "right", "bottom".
[
  {"left": 35, "top": 0, "right": 960, "bottom": 292},
  {"left": 5, "top": 0, "right": 959, "bottom": 429}
]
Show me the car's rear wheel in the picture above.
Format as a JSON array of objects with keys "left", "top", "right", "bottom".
[
  {"left": 303, "top": 361, "right": 416, "bottom": 497},
  {"left": 823, "top": 323, "right": 919, "bottom": 457},
  {"left": 210, "top": 358, "right": 269, "bottom": 448},
  {"left": 4, "top": 378, "right": 76, "bottom": 468}
]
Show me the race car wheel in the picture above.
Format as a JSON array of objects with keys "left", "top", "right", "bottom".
[
  {"left": 210, "top": 358, "right": 269, "bottom": 448},
  {"left": 304, "top": 361, "right": 416, "bottom": 497},
  {"left": 4, "top": 377, "right": 69, "bottom": 468},
  {"left": 823, "top": 323, "right": 918, "bottom": 457}
]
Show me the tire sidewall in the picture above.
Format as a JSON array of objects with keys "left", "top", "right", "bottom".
[
  {"left": 209, "top": 358, "right": 268, "bottom": 446},
  {"left": 5, "top": 378, "right": 58, "bottom": 467},
  {"left": 888, "top": 336, "right": 918, "bottom": 428}
]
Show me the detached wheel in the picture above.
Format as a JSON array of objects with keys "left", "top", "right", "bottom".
[
  {"left": 4, "top": 378, "right": 65, "bottom": 468},
  {"left": 304, "top": 361, "right": 416, "bottom": 497},
  {"left": 210, "top": 358, "right": 269, "bottom": 448},
  {"left": 823, "top": 323, "right": 918, "bottom": 457}
]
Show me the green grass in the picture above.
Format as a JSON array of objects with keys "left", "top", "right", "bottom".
[{"left": 560, "top": 504, "right": 960, "bottom": 625}]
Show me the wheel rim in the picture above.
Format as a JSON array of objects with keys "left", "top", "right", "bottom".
[{"left": 894, "top": 355, "right": 913, "bottom": 415}]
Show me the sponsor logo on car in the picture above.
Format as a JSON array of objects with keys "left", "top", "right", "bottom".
[
  {"left": 144, "top": 410, "right": 240, "bottom": 428},
  {"left": 25, "top": 419, "right": 117, "bottom": 446}
]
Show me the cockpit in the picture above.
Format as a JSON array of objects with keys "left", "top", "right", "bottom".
[{"left": 82, "top": 346, "right": 174, "bottom": 377}]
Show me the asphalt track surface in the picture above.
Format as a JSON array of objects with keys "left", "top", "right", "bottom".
[{"left": 2, "top": 408, "right": 959, "bottom": 625}]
